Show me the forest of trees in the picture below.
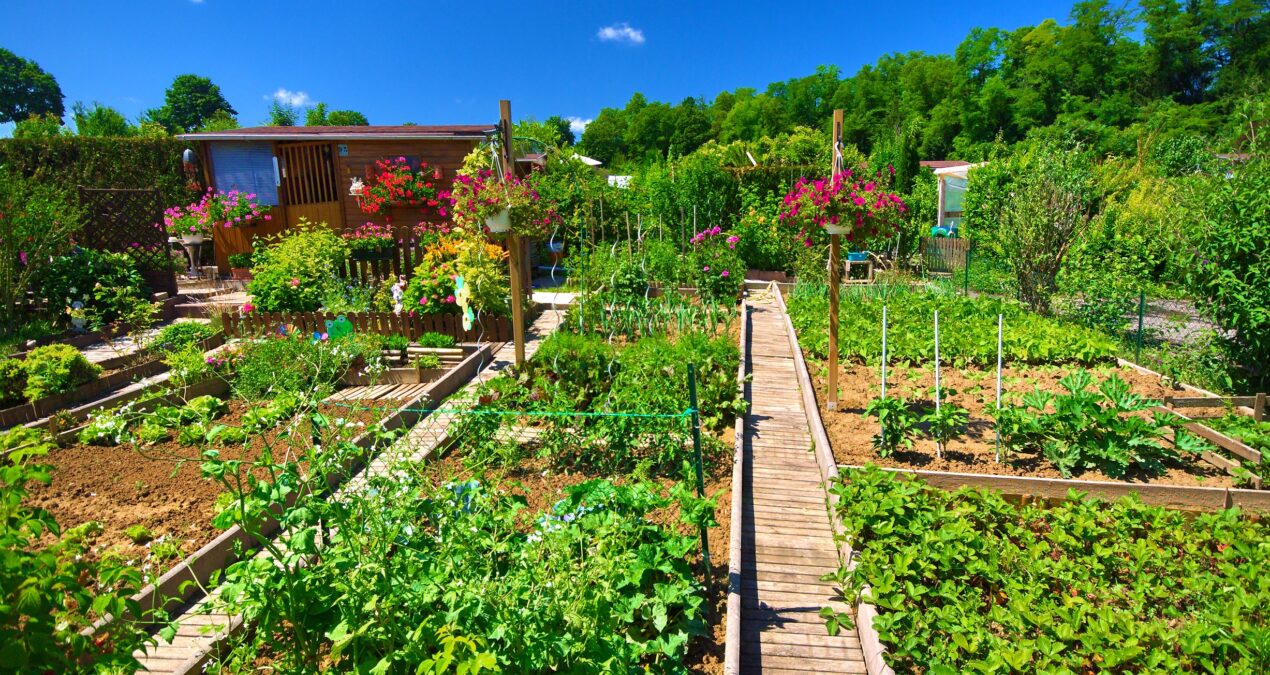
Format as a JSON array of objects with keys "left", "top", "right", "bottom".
[{"left": 578, "top": 0, "right": 1269, "bottom": 166}]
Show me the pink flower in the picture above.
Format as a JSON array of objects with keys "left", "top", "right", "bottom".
[
  {"left": 242, "top": 301, "right": 255, "bottom": 314},
  {"left": 721, "top": 270, "right": 730, "bottom": 277},
  {"left": 703, "top": 265, "right": 710, "bottom": 272},
  {"left": 445, "top": 295, "right": 456, "bottom": 303},
  {"left": 419, "top": 297, "right": 429, "bottom": 305},
  {"left": 290, "top": 278, "right": 300, "bottom": 287}
]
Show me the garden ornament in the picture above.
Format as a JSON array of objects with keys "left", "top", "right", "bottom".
[
  {"left": 349, "top": 177, "right": 365, "bottom": 197},
  {"left": 326, "top": 315, "right": 355, "bottom": 341},
  {"left": 390, "top": 275, "right": 406, "bottom": 312},
  {"left": 455, "top": 275, "right": 475, "bottom": 331}
]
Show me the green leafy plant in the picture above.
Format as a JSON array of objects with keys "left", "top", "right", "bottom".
[
  {"left": 0, "top": 358, "right": 25, "bottom": 408},
  {"left": 0, "top": 426, "right": 154, "bottom": 672},
  {"left": 415, "top": 332, "right": 455, "bottom": 349},
  {"left": 247, "top": 219, "right": 350, "bottom": 312},
  {"left": 997, "top": 370, "right": 1203, "bottom": 478},
  {"left": 825, "top": 466, "right": 1270, "bottom": 673},
  {"left": 33, "top": 248, "right": 150, "bottom": 330},
  {"left": 864, "top": 395, "right": 919, "bottom": 457},
  {"left": 226, "top": 252, "right": 252, "bottom": 269},
  {"left": 921, "top": 402, "right": 969, "bottom": 455},
  {"left": 413, "top": 353, "right": 441, "bottom": 370},
  {"left": 152, "top": 322, "right": 215, "bottom": 352},
  {"left": 21, "top": 344, "right": 101, "bottom": 401}
]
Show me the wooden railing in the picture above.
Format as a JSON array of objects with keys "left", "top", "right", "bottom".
[{"left": 220, "top": 310, "right": 515, "bottom": 342}]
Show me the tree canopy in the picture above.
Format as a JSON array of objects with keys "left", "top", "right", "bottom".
[
  {"left": 144, "top": 74, "right": 236, "bottom": 133},
  {"left": 306, "top": 103, "right": 370, "bottom": 126},
  {"left": 0, "top": 48, "right": 64, "bottom": 124},
  {"left": 579, "top": 0, "right": 1270, "bottom": 167}
]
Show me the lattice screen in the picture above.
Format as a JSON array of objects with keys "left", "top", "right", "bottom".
[{"left": 77, "top": 186, "right": 178, "bottom": 296}]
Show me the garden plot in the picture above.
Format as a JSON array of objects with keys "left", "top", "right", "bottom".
[
  {"left": 27, "top": 397, "right": 392, "bottom": 569},
  {"left": 786, "top": 284, "right": 1260, "bottom": 490},
  {"left": 202, "top": 296, "right": 745, "bottom": 674},
  {"left": 823, "top": 467, "right": 1269, "bottom": 674}
]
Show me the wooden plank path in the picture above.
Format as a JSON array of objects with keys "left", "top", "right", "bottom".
[
  {"left": 133, "top": 305, "right": 568, "bottom": 673},
  {"left": 740, "top": 293, "right": 865, "bottom": 674}
]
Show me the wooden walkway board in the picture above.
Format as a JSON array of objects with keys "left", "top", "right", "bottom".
[{"left": 741, "top": 297, "right": 864, "bottom": 674}]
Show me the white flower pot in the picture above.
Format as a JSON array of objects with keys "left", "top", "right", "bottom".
[
  {"left": 823, "top": 223, "right": 850, "bottom": 235},
  {"left": 181, "top": 234, "right": 205, "bottom": 245},
  {"left": 485, "top": 207, "right": 511, "bottom": 233}
]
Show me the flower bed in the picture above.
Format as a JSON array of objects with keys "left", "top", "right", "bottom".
[{"left": 824, "top": 466, "right": 1269, "bottom": 673}]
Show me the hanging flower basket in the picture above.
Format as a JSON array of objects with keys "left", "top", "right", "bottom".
[
  {"left": 485, "top": 207, "right": 512, "bottom": 233},
  {"left": 779, "top": 168, "right": 907, "bottom": 245}
]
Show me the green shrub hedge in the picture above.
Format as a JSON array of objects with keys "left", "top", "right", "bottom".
[
  {"left": 21, "top": 344, "right": 101, "bottom": 401},
  {"left": 0, "top": 137, "right": 199, "bottom": 206}
]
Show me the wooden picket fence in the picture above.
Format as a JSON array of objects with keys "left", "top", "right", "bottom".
[
  {"left": 921, "top": 237, "right": 970, "bottom": 275},
  {"left": 220, "top": 310, "right": 515, "bottom": 343}
]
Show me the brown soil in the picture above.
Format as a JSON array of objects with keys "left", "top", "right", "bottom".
[
  {"left": 808, "top": 357, "right": 1235, "bottom": 488},
  {"left": 28, "top": 398, "right": 392, "bottom": 576}
]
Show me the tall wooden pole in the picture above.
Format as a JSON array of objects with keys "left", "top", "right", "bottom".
[
  {"left": 500, "top": 99, "right": 526, "bottom": 366},
  {"left": 827, "top": 109, "right": 844, "bottom": 410}
]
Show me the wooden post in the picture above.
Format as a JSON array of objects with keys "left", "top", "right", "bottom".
[
  {"left": 1256, "top": 392, "right": 1266, "bottom": 423},
  {"left": 500, "top": 99, "right": 526, "bottom": 366},
  {"left": 827, "top": 109, "right": 844, "bottom": 410}
]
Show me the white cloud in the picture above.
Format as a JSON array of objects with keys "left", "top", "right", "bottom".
[
  {"left": 268, "top": 88, "right": 310, "bottom": 107},
  {"left": 597, "top": 23, "right": 645, "bottom": 45},
  {"left": 566, "top": 116, "right": 592, "bottom": 135},
  {"left": 190, "top": 0, "right": 204, "bottom": 4}
]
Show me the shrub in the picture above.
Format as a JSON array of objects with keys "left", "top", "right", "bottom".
[
  {"left": 22, "top": 344, "right": 101, "bottom": 401},
  {"left": 247, "top": 220, "right": 350, "bottom": 312},
  {"left": 34, "top": 248, "right": 151, "bottom": 330},
  {"left": 687, "top": 226, "right": 744, "bottom": 301},
  {"left": 0, "top": 169, "right": 84, "bottom": 335},
  {"left": 152, "top": 322, "right": 215, "bottom": 352},
  {"left": 1182, "top": 154, "right": 1270, "bottom": 390},
  {"left": 404, "top": 237, "right": 508, "bottom": 316},
  {"left": 227, "top": 252, "right": 252, "bottom": 268},
  {"left": 0, "top": 358, "right": 26, "bottom": 408},
  {"left": 231, "top": 333, "right": 377, "bottom": 401}
]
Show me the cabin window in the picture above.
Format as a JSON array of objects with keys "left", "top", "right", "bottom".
[{"left": 209, "top": 142, "right": 280, "bottom": 205}]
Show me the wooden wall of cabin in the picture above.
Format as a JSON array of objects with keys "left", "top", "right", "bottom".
[{"left": 337, "top": 139, "right": 479, "bottom": 235}]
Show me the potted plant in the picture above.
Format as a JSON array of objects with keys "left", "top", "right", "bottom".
[
  {"left": 444, "top": 169, "right": 560, "bottom": 237},
  {"left": 779, "top": 168, "right": 906, "bottom": 242},
  {"left": 342, "top": 222, "right": 396, "bottom": 261},
  {"left": 358, "top": 157, "right": 442, "bottom": 216},
  {"left": 227, "top": 253, "right": 253, "bottom": 280},
  {"left": 161, "top": 189, "right": 273, "bottom": 243}
]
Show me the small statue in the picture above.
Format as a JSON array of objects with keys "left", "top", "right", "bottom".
[
  {"left": 349, "top": 177, "right": 365, "bottom": 196},
  {"left": 390, "top": 275, "right": 406, "bottom": 313}
]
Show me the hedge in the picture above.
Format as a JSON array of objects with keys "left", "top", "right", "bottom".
[{"left": 0, "top": 137, "right": 201, "bottom": 206}]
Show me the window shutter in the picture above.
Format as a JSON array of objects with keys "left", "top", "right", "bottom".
[{"left": 209, "top": 142, "right": 280, "bottom": 205}]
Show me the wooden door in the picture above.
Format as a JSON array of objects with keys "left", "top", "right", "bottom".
[{"left": 279, "top": 142, "right": 345, "bottom": 230}]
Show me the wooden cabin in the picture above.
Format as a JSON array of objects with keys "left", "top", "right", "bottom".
[{"left": 178, "top": 124, "right": 494, "bottom": 271}]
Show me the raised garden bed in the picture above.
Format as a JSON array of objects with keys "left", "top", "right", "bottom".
[
  {"left": 0, "top": 334, "right": 224, "bottom": 429},
  {"left": 824, "top": 466, "right": 1270, "bottom": 674},
  {"left": 780, "top": 284, "right": 1270, "bottom": 502}
]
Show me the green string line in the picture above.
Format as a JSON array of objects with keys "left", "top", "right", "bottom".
[{"left": 323, "top": 399, "right": 694, "bottom": 419}]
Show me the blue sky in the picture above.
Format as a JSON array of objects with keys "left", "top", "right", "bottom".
[{"left": 1, "top": 0, "right": 1078, "bottom": 136}]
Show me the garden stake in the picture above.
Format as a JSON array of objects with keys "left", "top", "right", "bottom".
[
  {"left": 995, "top": 313, "right": 1003, "bottom": 463},
  {"left": 881, "top": 305, "right": 888, "bottom": 441},
  {"left": 1136, "top": 290, "right": 1146, "bottom": 363},
  {"left": 688, "top": 363, "right": 711, "bottom": 575},
  {"left": 934, "top": 309, "right": 941, "bottom": 459}
]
